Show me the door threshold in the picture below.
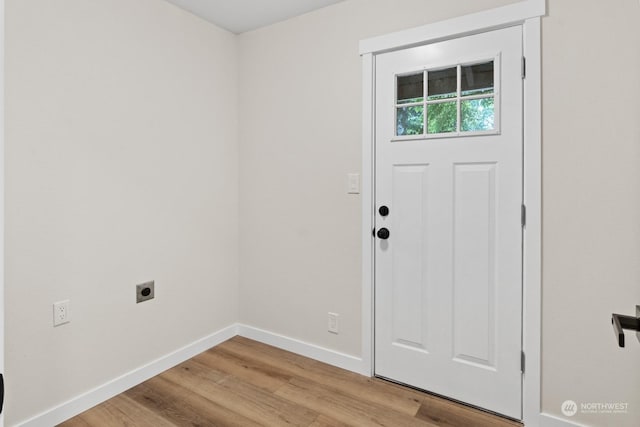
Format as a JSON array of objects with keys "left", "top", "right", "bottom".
[{"left": 375, "top": 375, "right": 523, "bottom": 425}]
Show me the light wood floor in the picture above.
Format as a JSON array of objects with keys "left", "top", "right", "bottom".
[{"left": 59, "top": 336, "right": 522, "bottom": 427}]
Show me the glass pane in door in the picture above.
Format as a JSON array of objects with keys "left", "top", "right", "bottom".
[
  {"left": 427, "top": 102, "right": 457, "bottom": 133},
  {"left": 427, "top": 67, "right": 457, "bottom": 100},
  {"left": 397, "top": 105, "right": 425, "bottom": 135},
  {"left": 397, "top": 73, "right": 424, "bottom": 104},
  {"left": 461, "top": 98, "right": 495, "bottom": 131},
  {"left": 461, "top": 62, "right": 494, "bottom": 96}
]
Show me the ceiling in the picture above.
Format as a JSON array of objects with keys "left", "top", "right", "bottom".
[{"left": 163, "top": 0, "right": 344, "bottom": 34}]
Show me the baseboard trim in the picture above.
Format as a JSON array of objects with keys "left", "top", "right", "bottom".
[
  {"left": 540, "top": 413, "right": 590, "bottom": 427},
  {"left": 237, "top": 324, "right": 368, "bottom": 376},
  {"left": 17, "top": 324, "right": 239, "bottom": 427}
]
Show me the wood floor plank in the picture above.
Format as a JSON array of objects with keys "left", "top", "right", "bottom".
[
  {"left": 416, "top": 394, "right": 522, "bottom": 427},
  {"left": 105, "top": 394, "right": 178, "bottom": 427},
  {"left": 170, "top": 358, "right": 229, "bottom": 384},
  {"left": 58, "top": 416, "right": 94, "bottom": 427},
  {"left": 222, "top": 336, "right": 424, "bottom": 416},
  {"left": 59, "top": 394, "right": 176, "bottom": 427},
  {"left": 160, "top": 359, "right": 319, "bottom": 426},
  {"left": 126, "top": 376, "right": 262, "bottom": 427},
  {"left": 225, "top": 336, "right": 318, "bottom": 368},
  {"left": 308, "top": 414, "right": 354, "bottom": 427},
  {"left": 276, "top": 377, "right": 438, "bottom": 427},
  {"left": 78, "top": 395, "right": 176, "bottom": 427},
  {"left": 193, "top": 345, "right": 291, "bottom": 392}
]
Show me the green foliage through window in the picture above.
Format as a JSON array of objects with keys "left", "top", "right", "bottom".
[
  {"left": 397, "top": 105, "right": 424, "bottom": 136},
  {"left": 461, "top": 98, "right": 494, "bottom": 132},
  {"left": 427, "top": 102, "right": 457, "bottom": 134}
]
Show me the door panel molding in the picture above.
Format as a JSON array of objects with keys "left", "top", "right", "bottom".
[
  {"left": 452, "top": 162, "right": 497, "bottom": 369},
  {"left": 391, "top": 164, "right": 430, "bottom": 349}
]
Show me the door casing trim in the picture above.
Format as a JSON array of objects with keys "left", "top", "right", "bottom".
[{"left": 360, "top": 2, "right": 544, "bottom": 425}]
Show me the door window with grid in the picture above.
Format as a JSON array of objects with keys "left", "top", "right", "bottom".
[{"left": 395, "top": 59, "right": 498, "bottom": 138}]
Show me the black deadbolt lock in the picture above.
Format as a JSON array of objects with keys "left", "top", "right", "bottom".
[
  {"left": 379, "top": 206, "right": 390, "bottom": 217},
  {"left": 377, "top": 228, "right": 390, "bottom": 240},
  {"left": 141, "top": 287, "right": 152, "bottom": 297}
]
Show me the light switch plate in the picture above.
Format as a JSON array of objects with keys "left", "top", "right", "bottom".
[{"left": 347, "top": 173, "right": 360, "bottom": 194}]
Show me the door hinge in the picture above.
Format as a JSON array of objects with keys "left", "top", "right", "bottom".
[
  {"left": 521, "top": 204, "right": 527, "bottom": 228},
  {"left": 521, "top": 351, "right": 525, "bottom": 373},
  {"left": 521, "top": 57, "right": 526, "bottom": 79}
]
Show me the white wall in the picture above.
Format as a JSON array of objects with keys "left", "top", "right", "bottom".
[
  {"left": 238, "top": 0, "right": 518, "bottom": 359},
  {"left": 542, "top": 1, "right": 640, "bottom": 426},
  {"left": 5, "top": 0, "right": 238, "bottom": 424},
  {"left": 0, "top": 1, "right": 4, "bottom": 426}
]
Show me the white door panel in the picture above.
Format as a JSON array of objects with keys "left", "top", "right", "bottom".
[
  {"left": 374, "top": 26, "right": 523, "bottom": 419},
  {"left": 390, "top": 164, "right": 430, "bottom": 349}
]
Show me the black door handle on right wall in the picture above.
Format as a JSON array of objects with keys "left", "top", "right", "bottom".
[{"left": 611, "top": 306, "right": 640, "bottom": 348}]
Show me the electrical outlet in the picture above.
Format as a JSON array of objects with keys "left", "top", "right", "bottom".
[
  {"left": 136, "top": 281, "right": 155, "bottom": 303},
  {"left": 328, "top": 312, "right": 339, "bottom": 334},
  {"left": 53, "top": 300, "right": 70, "bottom": 327}
]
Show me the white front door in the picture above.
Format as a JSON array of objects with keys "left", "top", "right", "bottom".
[{"left": 374, "top": 26, "right": 523, "bottom": 419}]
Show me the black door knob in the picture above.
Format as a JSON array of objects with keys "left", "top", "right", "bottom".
[
  {"left": 379, "top": 206, "right": 389, "bottom": 217},
  {"left": 377, "top": 228, "right": 390, "bottom": 240}
]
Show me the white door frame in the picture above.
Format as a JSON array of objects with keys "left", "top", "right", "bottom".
[{"left": 360, "top": 1, "right": 543, "bottom": 425}]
